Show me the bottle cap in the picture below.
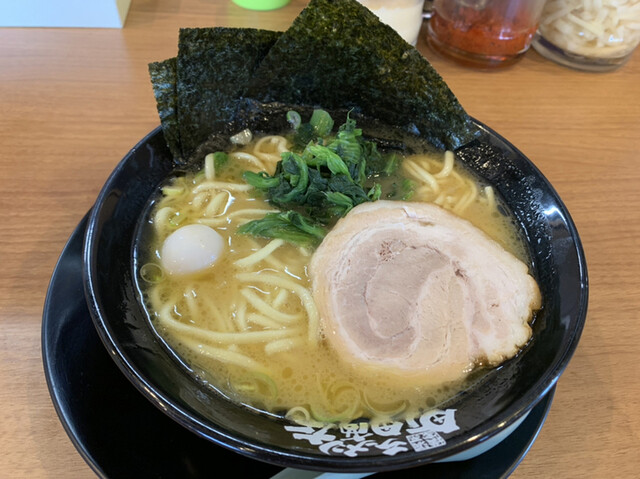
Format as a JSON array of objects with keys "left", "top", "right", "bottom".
[{"left": 232, "top": 0, "right": 291, "bottom": 10}]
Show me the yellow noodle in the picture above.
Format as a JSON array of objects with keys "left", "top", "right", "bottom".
[
  {"left": 196, "top": 208, "right": 279, "bottom": 227},
  {"left": 253, "top": 135, "right": 279, "bottom": 151},
  {"left": 192, "top": 191, "right": 209, "bottom": 209},
  {"left": 205, "top": 191, "right": 230, "bottom": 217},
  {"left": 236, "top": 272, "right": 319, "bottom": 344},
  {"left": 449, "top": 168, "right": 465, "bottom": 184},
  {"left": 275, "top": 137, "right": 289, "bottom": 153},
  {"left": 204, "top": 153, "right": 216, "bottom": 181},
  {"left": 180, "top": 337, "right": 270, "bottom": 375},
  {"left": 241, "top": 238, "right": 287, "bottom": 270},
  {"left": 262, "top": 254, "right": 287, "bottom": 270},
  {"left": 158, "top": 303, "right": 181, "bottom": 324},
  {"left": 182, "top": 286, "right": 199, "bottom": 319},
  {"left": 193, "top": 181, "right": 254, "bottom": 193},
  {"left": 246, "top": 313, "right": 285, "bottom": 330},
  {"left": 452, "top": 191, "right": 470, "bottom": 215},
  {"left": 235, "top": 239, "right": 285, "bottom": 268},
  {"left": 240, "top": 288, "right": 303, "bottom": 324},
  {"left": 157, "top": 312, "right": 301, "bottom": 344},
  {"left": 154, "top": 206, "right": 176, "bottom": 230},
  {"left": 233, "top": 371, "right": 278, "bottom": 399},
  {"left": 415, "top": 185, "right": 434, "bottom": 200},
  {"left": 483, "top": 185, "right": 496, "bottom": 210},
  {"left": 253, "top": 136, "right": 283, "bottom": 162},
  {"left": 454, "top": 178, "right": 478, "bottom": 215},
  {"left": 194, "top": 217, "right": 233, "bottom": 227},
  {"left": 272, "top": 288, "right": 289, "bottom": 309},
  {"left": 466, "top": 178, "right": 479, "bottom": 209},
  {"left": 228, "top": 208, "right": 280, "bottom": 218},
  {"left": 434, "top": 150, "right": 455, "bottom": 178},
  {"left": 254, "top": 135, "right": 289, "bottom": 154},
  {"left": 234, "top": 300, "right": 248, "bottom": 331},
  {"left": 403, "top": 160, "right": 440, "bottom": 193},
  {"left": 199, "top": 294, "right": 235, "bottom": 332},
  {"left": 147, "top": 286, "right": 179, "bottom": 313},
  {"left": 252, "top": 136, "right": 290, "bottom": 174},
  {"left": 229, "top": 151, "right": 265, "bottom": 170},
  {"left": 265, "top": 337, "right": 305, "bottom": 355}
]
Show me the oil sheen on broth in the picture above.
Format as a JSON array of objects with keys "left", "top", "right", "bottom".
[{"left": 137, "top": 132, "right": 531, "bottom": 426}]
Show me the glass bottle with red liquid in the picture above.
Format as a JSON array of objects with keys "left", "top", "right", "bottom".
[{"left": 426, "top": 0, "right": 548, "bottom": 67}]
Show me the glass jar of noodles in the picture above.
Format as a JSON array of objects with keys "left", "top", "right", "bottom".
[{"left": 532, "top": 0, "right": 640, "bottom": 71}]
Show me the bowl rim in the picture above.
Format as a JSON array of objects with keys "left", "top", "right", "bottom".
[{"left": 82, "top": 121, "right": 588, "bottom": 472}]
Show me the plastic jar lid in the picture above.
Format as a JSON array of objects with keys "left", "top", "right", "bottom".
[{"left": 232, "top": 0, "right": 291, "bottom": 10}]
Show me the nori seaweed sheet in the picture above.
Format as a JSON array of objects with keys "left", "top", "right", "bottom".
[
  {"left": 148, "top": 0, "right": 478, "bottom": 163},
  {"left": 148, "top": 58, "right": 181, "bottom": 161},
  {"left": 245, "top": 0, "right": 478, "bottom": 151},
  {"left": 175, "top": 27, "right": 281, "bottom": 161}
]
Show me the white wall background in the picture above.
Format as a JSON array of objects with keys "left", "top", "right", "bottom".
[{"left": 0, "top": 0, "right": 131, "bottom": 28}]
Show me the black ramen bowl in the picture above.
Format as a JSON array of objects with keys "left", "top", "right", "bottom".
[{"left": 83, "top": 109, "right": 588, "bottom": 473}]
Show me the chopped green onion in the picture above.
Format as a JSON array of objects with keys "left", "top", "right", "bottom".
[
  {"left": 368, "top": 183, "right": 382, "bottom": 201},
  {"left": 162, "top": 185, "right": 184, "bottom": 197},
  {"left": 401, "top": 178, "right": 415, "bottom": 200},
  {"left": 286, "top": 110, "right": 302, "bottom": 130},
  {"left": 309, "top": 109, "right": 334, "bottom": 137},
  {"left": 140, "top": 263, "right": 165, "bottom": 283},
  {"left": 383, "top": 153, "right": 400, "bottom": 175},
  {"left": 230, "top": 128, "right": 253, "bottom": 145},
  {"left": 213, "top": 151, "right": 229, "bottom": 170},
  {"left": 168, "top": 212, "right": 185, "bottom": 227}
]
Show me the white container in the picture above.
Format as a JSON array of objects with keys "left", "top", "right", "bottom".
[
  {"left": 358, "top": 0, "right": 426, "bottom": 45},
  {"left": 533, "top": 0, "right": 640, "bottom": 71}
]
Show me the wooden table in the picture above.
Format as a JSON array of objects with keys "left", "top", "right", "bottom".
[{"left": 1, "top": 1, "right": 638, "bottom": 477}]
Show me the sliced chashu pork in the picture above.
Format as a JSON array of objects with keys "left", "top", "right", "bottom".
[{"left": 309, "top": 201, "right": 541, "bottom": 386}]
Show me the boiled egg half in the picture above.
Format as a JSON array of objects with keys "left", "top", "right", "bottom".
[{"left": 161, "top": 224, "right": 224, "bottom": 275}]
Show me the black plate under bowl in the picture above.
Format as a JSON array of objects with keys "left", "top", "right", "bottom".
[
  {"left": 82, "top": 114, "right": 588, "bottom": 473},
  {"left": 43, "top": 212, "right": 555, "bottom": 478}
]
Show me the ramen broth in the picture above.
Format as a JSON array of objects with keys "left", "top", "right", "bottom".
[{"left": 136, "top": 132, "right": 530, "bottom": 425}]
